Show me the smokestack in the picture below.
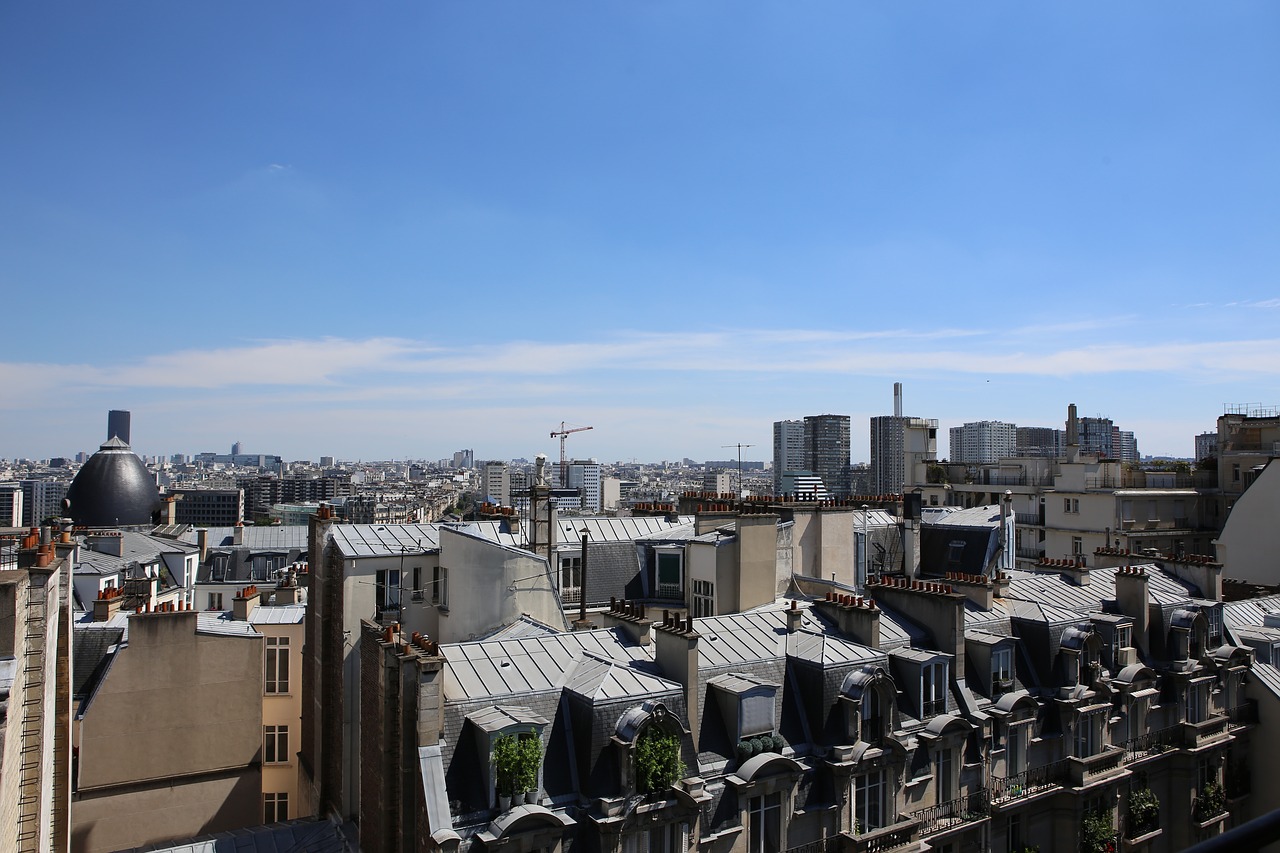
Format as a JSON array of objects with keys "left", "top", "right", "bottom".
[
  {"left": 1066, "top": 403, "right": 1079, "bottom": 446},
  {"left": 893, "top": 382, "right": 903, "bottom": 418}
]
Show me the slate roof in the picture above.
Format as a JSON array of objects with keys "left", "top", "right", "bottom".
[
  {"left": 1224, "top": 594, "right": 1280, "bottom": 699},
  {"left": 1000, "top": 566, "right": 1206, "bottom": 613},
  {"left": 73, "top": 627, "right": 125, "bottom": 699}
]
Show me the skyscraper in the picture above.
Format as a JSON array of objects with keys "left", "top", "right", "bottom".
[
  {"left": 803, "top": 415, "right": 851, "bottom": 498},
  {"left": 870, "top": 383, "right": 937, "bottom": 494},
  {"left": 772, "top": 419, "right": 806, "bottom": 496}
]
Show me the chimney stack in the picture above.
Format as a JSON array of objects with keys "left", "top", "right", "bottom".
[
  {"left": 232, "top": 585, "right": 261, "bottom": 621},
  {"left": 654, "top": 613, "right": 700, "bottom": 750},
  {"left": 1114, "top": 566, "right": 1150, "bottom": 654},
  {"left": 894, "top": 382, "right": 903, "bottom": 418}
]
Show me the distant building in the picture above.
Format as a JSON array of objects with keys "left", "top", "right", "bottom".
[
  {"left": 20, "top": 478, "right": 70, "bottom": 527},
  {"left": 452, "top": 449, "right": 474, "bottom": 469},
  {"left": 871, "top": 383, "right": 937, "bottom": 494},
  {"left": 1112, "top": 428, "right": 1140, "bottom": 463},
  {"left": 1077, "top": 416, "right": 1114, "bottom": 457},
  {"left": 949, "top": 420, "right": 1017, "bottom": 465},
  {"left": 803, "top": 414, "right": 851, "bottom": 497},
  {"left": 1016, "top": 426, "right": 1064, "bottom": 458},
  {"left": 170, "top": 488, "right": 245, "bottom": 527},
  {"left": 1195, "top": 431, "right": 1218, "bottom": 463},
  {"left": 772, "top": 419, "right": 806, "bottom": 496},
  {"left": 319, "top": 456, "right": 335, "bottom": 468},
  {"left": 106, "top": 410, "right": 131, "bottom": 445},
  {"left": 567, "top": 459, "right": 602, "bottom": 511},
  {"left": 481, "top": 461, "right": 511, "bottom": 506},
  {"left": 0, "top": 482, "right": 23, "bottom": 527}
]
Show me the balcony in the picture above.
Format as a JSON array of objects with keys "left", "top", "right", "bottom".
[
  {"left": 990, "top": 758, "right": 1069, "bottom": 804},
  {"left": 1120, "top": 725, "right": 1181, "bottom": 764},
  {"left": 846, "top": 818, "right": 921, "bottom": 853},
  {"left": 1181, "top": 715, "right": 1230, "bottom": 749},
  {"left": 1228, "top": 699, "right": 1259, "bottom": 731},
  {"left": 1067, "top": 746, "right": 1126, "bottom": 787},
  {"left": 908, "top": 790, "right": 989, "bottom": 838},
  {"left": 1014, "top": 512, "right": 1044, "bottom": 526}
]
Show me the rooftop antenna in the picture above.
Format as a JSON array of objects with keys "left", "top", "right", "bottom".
[{"left": 721, "top": 443, "right": 755, "bottom": 500}]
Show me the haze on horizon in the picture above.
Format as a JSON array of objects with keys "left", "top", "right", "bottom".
[{"left": 2, "top": 2, "right": 1277, "bottom": 463}]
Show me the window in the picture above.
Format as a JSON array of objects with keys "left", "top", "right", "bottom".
[
  {"left": 854, "top": 770, "right": 887, "bottom": 833},
  {"left": 992, "top": 648, "right": 1013, "bottom": 695},
  {"left": 1122, "top": 500, "right": 1134, "bottom": 522},
  {"left": 935, "top": 748, "right": 954, "bottom": 803},
  {"left": 207, "top": 592, "right": 223, "bottom": 611},
  {"left": 264, "top": 792, "right": 288, "bottom": 823},
  {"left": 646, "top": 822, "right": 688, "bottom": 853},
  {"left": 922, "top": 662, "right": 947, "bottom": 717},
  {"left": 747, "top": 792, "right": 782, "bottom": 853},
  {"left": 861, "top": 688, "right": 884, "bottom": 742},
  {"left": 692, "top": 580, "right": 715, "bottom": 618},
  {"left": 265, "top": 636, "right": 289, "bottom": 694},
  {"left": 1006, "top": 724, "right": 1025, "bottom": 775},
  {"left": 1205, "top": 607, "right": 1223, "bottom": 645},
  {"left": 1074, "top": 714, "right": 1101, "bottom": 758},
  {"left": 656, "top": 551, "right": 682, "bottom": 598},
  {"left": 1072, "top": 537, "right": 1084, "bottom": 556},
  {"left": 1187, "top": 683, "right": 1208, "bottom": 724},
  {"left": 412, "top": 566, "right": 423, "bottom": 601},
  {"left": 1115, "top": 625, "right": 1132, "bottom": 652},
  {"left": 947, "top": 540, "right": 965, "bottom": 566},
  {"left": 1065, "top": 498, "right": 1079, "bottom": 513},
  {"left": 376, "top": 569, "right": 401, "bottom": 611},
  {"left": 264, "top": 725, "right": 289, "bottom": 764},
  {"left": 1006, "top": 813, "right": 1023, "bottom": 853},
  {"left": 1198, "top": 757, "right": 1217, "bottom": 791},
  {"left": 560, "top": 555, "right": 582, "bottom": 604},
  {"left": 431, "top": 565, "right": 448, "bottom": 607}
]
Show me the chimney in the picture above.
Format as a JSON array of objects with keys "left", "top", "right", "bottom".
[
  {"left": 943, "top": 572, "right": 994, "bottom": 611},
  {"left": 1066, "top": 403, "right": 1080, "bottom": 462},
  {"left": 275, "top": 578, "right": 301, "bottom": 605},
  {"left": 1114, "top": 566, "right": 1150, "bottom": 654},
  {"left": 866, "top": 578, "right": 967, "bottom": 679},
  {"left": 234, "top": 522, "right": 244, "bottom": 546},
  {"left": 814, "top": 593, "right": 881, "bottom": 648},
  {"left": 1157, "top": 554, "right": 1224, "bottom": 603},
  {"left": 785, "top": 599, "right": 803, "bottom": 634},
  {"left": 197, "top": 528, "right": 209, "bottom": 563},
  {"left": 94, "top": 586, "right": 125, "bottom": 622},
  {"left": 232, "top": 585, "right": 261, "bottom": 621},
  {"left": 162, "top": 495, "right": 178, "bottom": 526},
  {"left": 601, "top": 599, "right": 653, "bottom": 646},
  {"left": 654, "top": 613, "right": 700, "bottom": 750},
  {"left": 894, "top": 382, "right": 903, "bottom": 418},
  {"left": 59, "top": 518, "right": 74, "bottom": 544}
]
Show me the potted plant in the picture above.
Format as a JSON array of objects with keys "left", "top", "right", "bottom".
[
  {"left": 1126, "top": 788, "right": 1160, "bottom": 838},
  {"left": 1080, "top": 808, "right": 1116, "bottom": 853},
  {"left": 518, "top": 734, "right": 542, "bottom": 803},
  {"left": 1195, "top": 781, "right": 1225, "bottom": 821},
  {"left": 636, "top": 729, "right": 685, "bottom": 795},
  {"left": 493, "top": 734, "right": 519, "bottom": 810}
]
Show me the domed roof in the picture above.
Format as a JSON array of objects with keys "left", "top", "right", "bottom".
[{"left": 65, "top": 437, "right": 162, "bottom": 527}]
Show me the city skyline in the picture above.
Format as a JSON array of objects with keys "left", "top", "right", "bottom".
[{"left": 2, "top": 3, "right": 1277, "bottom": 461}]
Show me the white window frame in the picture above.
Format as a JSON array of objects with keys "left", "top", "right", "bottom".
[
  {"left": 692, "top": 579, "right": 715, "bottom": 618},
  {"left": 264, "top": 791, "right": 288, "bottom": 823},
  {"left": 560, "top": 554, "right": 582, "bottom": 605},
  {"left": 376, "top": 568, "right": 401, "bottom": 611},
  {"left": 265, "top": 636, "right": 289, "bottom": 694},
  {"left": 747, "top": 792, "right": 782, "bottom": 853},
  {"left": 992, "top": 647, "right": 1013, "bottom": 694},
  {"left": 922, "top": 661, "right": 947, "bottom": 718},
  {"left": 207, "top": 592, "right": 223, "bottom": 611},
  {"left": 431, "top": 565, "right": 448, "bottom": 607},
  {"left": 264, "top": 724, "right": 289, "bottom": 764},
  {"left": 853, "top": 769, "right": 887, "bottom": 833},
  {"left": 656, "top": 549, "right": 683, "bottom": 599}
]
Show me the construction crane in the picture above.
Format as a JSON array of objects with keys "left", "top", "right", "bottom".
[{"left": 550, "top": 422, "right": 594, "bottom": 488}]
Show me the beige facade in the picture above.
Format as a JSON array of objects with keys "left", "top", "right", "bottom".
[
  {"left": 72, "top": 607, "right": 263, "bottom": 853},
  {"left": 0, "top": 537, "right": 71, "bottom": 853}
]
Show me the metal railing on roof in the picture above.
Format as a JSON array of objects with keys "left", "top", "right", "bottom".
[{"left": 909, "top": 790, "right": 989, "bottom": 837}]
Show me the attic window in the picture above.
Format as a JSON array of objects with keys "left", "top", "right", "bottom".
[{"left": 946, "top": 541, "right": 965, "bottom": 566}]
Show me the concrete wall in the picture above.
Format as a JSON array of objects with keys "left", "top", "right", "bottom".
[
  {"left": 73, "top": 611, "right": 263, "bottom": 853},
  {"left": 1218, "top": 460, "right": 1280, "bottom": 584},
  {"left": 736, "top": 515, "right": 780, "bottom": 609}
]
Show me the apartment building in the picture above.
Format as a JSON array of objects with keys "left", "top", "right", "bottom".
[
  {"left": 169, "top": 488, "right": 245, "bottom": 527},
  {"left": 949, "top": 421, "right": 1017, "bottom": 465},
  {"left": 871, "top": 384, "right": 937, "bottom": 495},
  {"left": 773, "top": 419, "right": 807, "bottom": 496},
  {"left": 804, "top": 415, "right": 852, "bottom": 498}
]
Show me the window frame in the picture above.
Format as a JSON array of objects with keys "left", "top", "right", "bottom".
[
  {"left": 921, "top": 661, "right": 947, "bottom": 718},
  {"left": 264, "top": 791, "right": 289, "bottom": 823},
  {"left": 265, "top": 636, "right": 289, "bottom": 695},
  {"left": 264, "top": 724, "right": 289, "bottom": 764},
  {"left": 853, "top": 769, "right": 887, "bottom": 834},
  {"left": 655, "top": 549, "right": 683, "bottom": 599},
  {"left": 747, "top": 791, "right": 782, "bottom": 853}
]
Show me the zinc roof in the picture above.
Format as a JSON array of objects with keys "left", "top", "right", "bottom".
[
  {"left": 565, "top": 653, "right": 681, "bottom": 701},
  {"left": 179, "top": 526, "right": 311, "bottom": 551},
  {"left": 248, "top": 604, "right": 305, "bottom": 625},
  {"left": 196, "top": 612, "right": 262, "bottom": 638}
]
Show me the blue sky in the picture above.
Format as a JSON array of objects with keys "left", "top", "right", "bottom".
[{"left": 2, "top": 2, "right": 1277, "bottom": 463}]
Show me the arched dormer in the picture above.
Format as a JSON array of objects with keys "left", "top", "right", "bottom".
[
  {"left": 840, "top": 664, "right": 898, "bottom": 744},
  {"left": 475, "top": 804, "right": 575, "bottom": 853},
  {"left": 1170, "top": 608, "right": 1209, "bottom": 662},
  {"left": 613, "top": 700, "right": 690, "bottom": 796},
  {"left": 1060, "top": 623, "right": 1104, "bottom": 686}
]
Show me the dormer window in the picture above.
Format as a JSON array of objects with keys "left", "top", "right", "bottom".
[
  {"left": 710, "top": 673, "right": 779, "bottom": 749},
  {"left": 655, "top": 548, "right": 683, "bottom": 599},
  {"left": 922, "top": 662, "right": 947, "bottom": 718},
  {"left": 1205, "top": 607, "right": 1223, "bottom": 646},
  {"left": 1074, "top": 712, "right": 1103, "bottom": 758},
  {"left": 991, "top": 648, "right": 1013, "bottom": 696}
]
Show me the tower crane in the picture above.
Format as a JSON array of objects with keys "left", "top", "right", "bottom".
[{"left": 550, "top": 422, "right": 594, "bottom": 488}]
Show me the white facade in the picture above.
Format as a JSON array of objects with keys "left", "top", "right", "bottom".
[
  {"left": 567, "top": 459, "right": 602, "bottom": 512},
  {"left": 772, "top": 419, "right": 806, "bottom": 495},
  {"left": 0, "top": 482, "right": 22, "bottom": 527},
  {"left": 481, "top": 461, "right": 510, "bottom": 506},
  {"left": 949, "top": 421, "right": 1017, "bottom": 465}
]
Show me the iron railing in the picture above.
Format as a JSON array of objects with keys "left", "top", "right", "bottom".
[
  {"left": 1119, "top": 724, "right": 1181, "bottom": 763},
  {"left": 909, "top": 790, "right": 990, "bottom": 837},
  {"left": 990, "top": 758, "right": 1069, "bottom": 803},
  {"left": 849, "top": 820, "right": 919, "bottom": 853},
  {"left": 1229, "top": 700, "right": 1259, "bottom": 729}
]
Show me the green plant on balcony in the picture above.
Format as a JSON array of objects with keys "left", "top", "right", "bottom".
[
  {"left": 493, "top": 734, "right": 520, "bottom": 800},
  {"left": 1079, "top": 809, "right": 1117, "bottom": 853},
  {"left": 636, "top": 729, "right": 685, "bottom": 794},
  {"left": 517, "top": 734, "right": 542, "bottom": 795},
  {"left": 1126, "top": 788, "right": 1160, "bottom": 837},
  {"left": 1194, "top": 780, "right": 1225, "bottom": 821}
]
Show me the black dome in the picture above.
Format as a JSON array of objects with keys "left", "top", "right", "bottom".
[{"left": 65, "top": 437, "right": 162, "bottom": 527}]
